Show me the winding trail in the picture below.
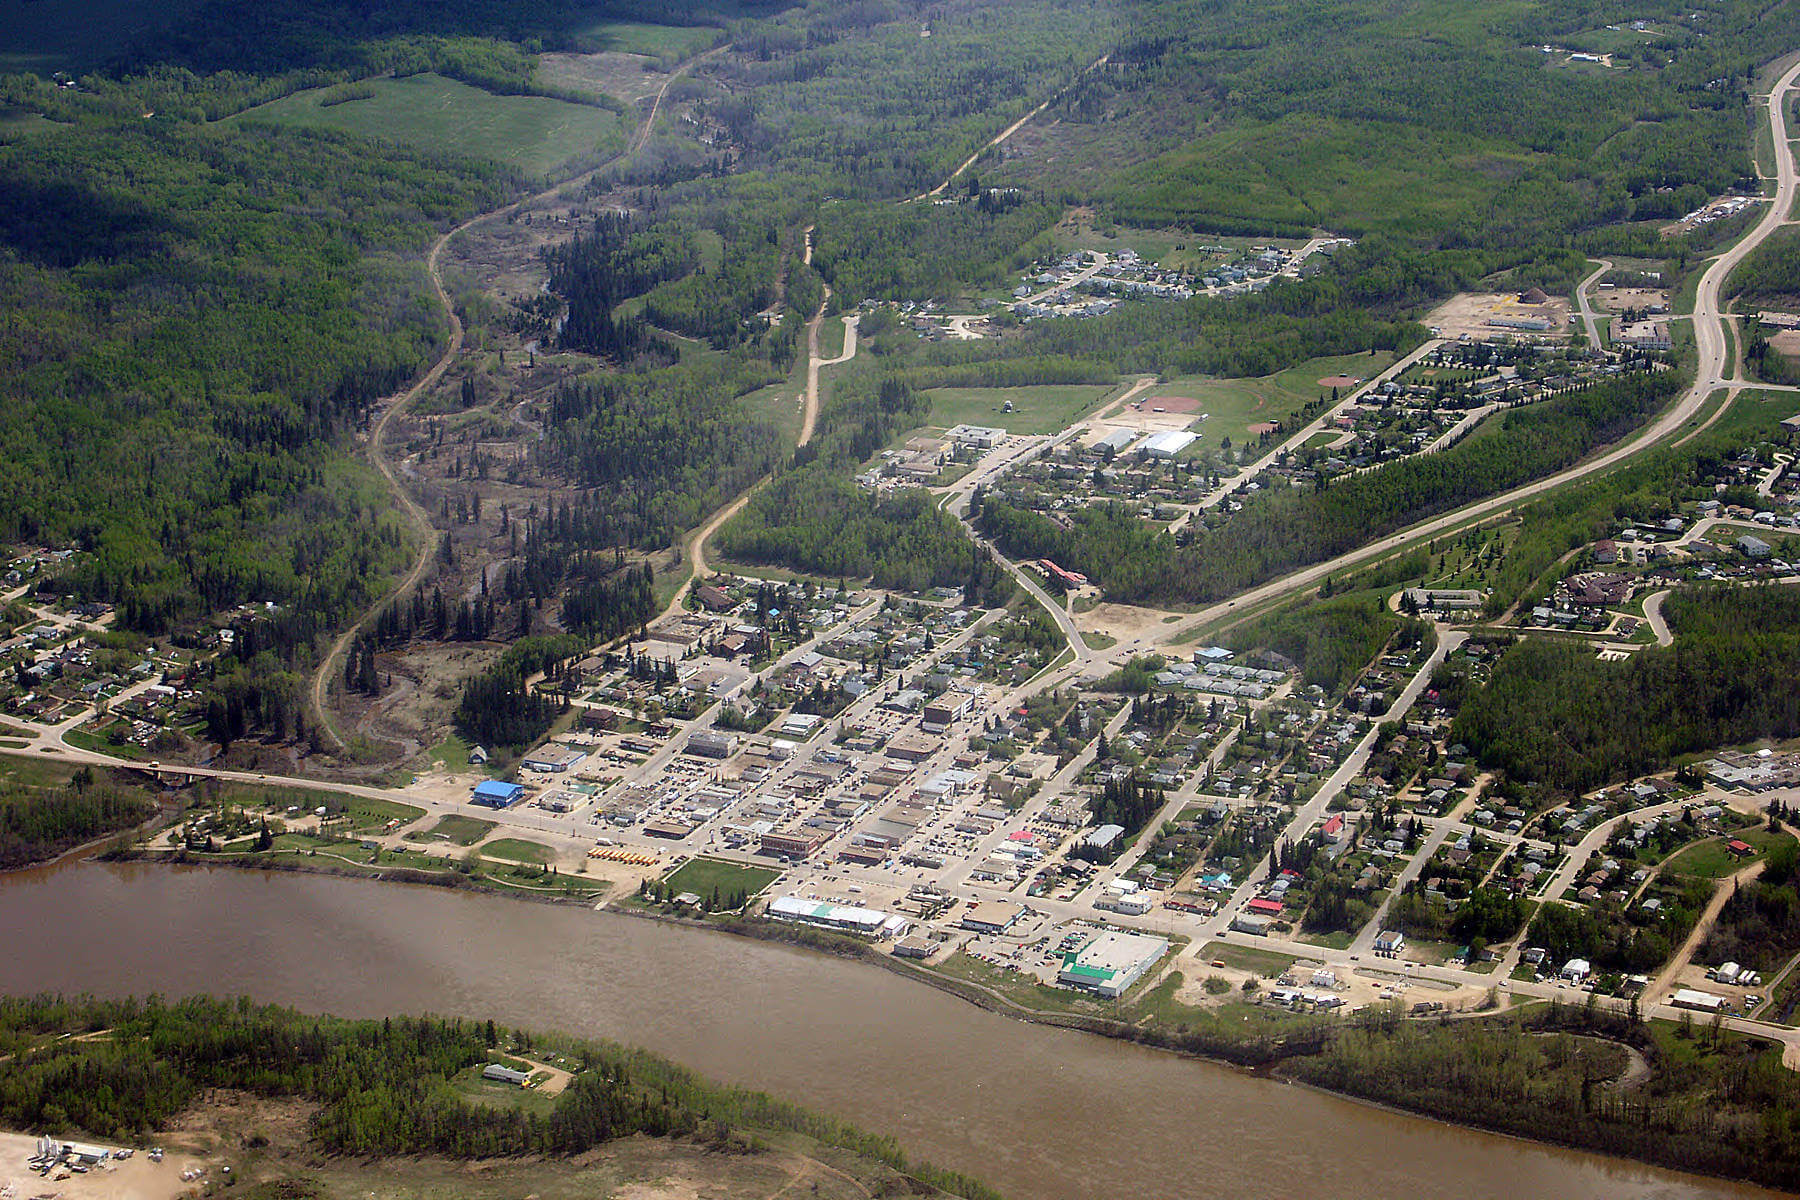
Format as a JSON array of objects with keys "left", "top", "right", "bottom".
[{"left": 308, "top": 47, "right": 723, "bottom": 750}]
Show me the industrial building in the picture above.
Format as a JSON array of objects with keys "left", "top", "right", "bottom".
[
  {"left": 1671, "top": 988, "right": 1730, "bottom": 1013},
  {"left": 1057, "top": 930, "right": 1169, "bottom": 998},
  {"left": 471, "top": 780, "right": 526, "bottom": 808},
  {"left": 1092, "top": 427, "right": 1137, "bottom": 454},
  {"left": 767, "top": 895, "right": 909, "bottom": 939},
  {"left": 482, "top": 1063, "right": 533, "bottom": 1086},
  {"left": 1139, "top": 430, "right": 1198, "bottom": 458}
]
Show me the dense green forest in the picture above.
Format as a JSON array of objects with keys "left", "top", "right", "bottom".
[
  {"left": 0, "top": 995, "right": 997, "bottom": 1199},
  {"left": 1702, "top": 834, "right": 1800, "bottom": 974},
  {"left": 0, "top": 768, "right": 152, "bottom": 870},
  {"left": 1221, "top": 595, "right": 1426, "bottom": 695},
  {"left": 1454, "top": 586, "right": 1800, "bottom": 797},
  {"left": 979, "top": 372, "right": 1679, "bottom": 606}
]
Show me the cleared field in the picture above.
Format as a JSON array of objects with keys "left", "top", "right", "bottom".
[
  {"left": 1199, "top": 940, "right": 1298, "bottom": 976},
  {"left": 235, "top": 74, "right": 626, "bottom": 176},
  {"left": 482, "top": 836, "right": 556, "bottom": 863},
  {"left": 414, "top": 814, "right": 497, "bottom": 845},
  {"left": 919, "top": 384, "right": 1114, "bottom": 437},
  {"left": 1153, "top": 350, "right": 1398, "bottom": 445},
  {"left": 663, "top": 856, "right": 781, "bottom": 901}
]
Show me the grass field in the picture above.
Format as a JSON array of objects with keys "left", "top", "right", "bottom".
[
  {"left": 1665, "top": 827, "right": 1794, "bottom": 880},
  {"left": 571, "top": 19, "right": 720, "bottom": 59},
  {"left": 918, "top": 384, "right": 1115, "bottom": 438},
  {"left": 662, "top": 856, "right": 781, "bottom": 902},
  {"left": 1154, "top": 350, "right": 1398, "bottom": 447},
  {"left": 414, "top": 814, "right": 497, "bottom": 846},
  {"left": 1198, "top": 940, "right": 1298, "bottom": 976},
  {"left": 482, "top": 836, "right": 556, "bottom": 863},
  {"left": 235, "top": 74, "right": 626, "bottom": 176}
]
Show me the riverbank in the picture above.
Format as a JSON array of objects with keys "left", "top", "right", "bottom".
[{"left": 24, "top": 846, "right": 1800, "bottom": 1194}]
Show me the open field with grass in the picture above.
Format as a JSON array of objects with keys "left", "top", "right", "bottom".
[
  {"left": 919, "top": 384, "right": 1115, "bottom": 437},
  {"left": 663, "top": 856, "right": 781, "bottom": 901},
  {"left": 234, "top": 74, "right": 626, "bottom": 176},
  {"left": 1199, "top": 940, "right": 1298, "bottom": 976},
  {"left": 1666, "top": 827, "right": 1795, "bottom": 880},
  {"left": 411, "top": 814, "right": 497, "bottom": 845},
  {"left": 1154, "top": 350, "right": 1398, "bottom": 445},
  {"left": 481, "top": 836, "right": 555, "bottom": 863}
]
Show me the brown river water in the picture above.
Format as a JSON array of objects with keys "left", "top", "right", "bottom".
[{"left": 0, "top": 858, "right": 1787, "bottom": 1200}]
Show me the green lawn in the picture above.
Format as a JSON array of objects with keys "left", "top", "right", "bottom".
[
  {"left": 482, "top": 837, "right": 556, "bottom": 864},
  {"left": 1153, "top": 350, "right": 1399, "bottom": 448},
  {"left": 918, "top": 384, "right": 1116, "bottom": 438},
  {"left": 412, "top": 814, "right": 497, "bottom": 846},
  {"left": 662, "top": 856, "right": 781, "bottom": 902},
  {"left": 1666, "top": 827, "right": 1795, "bottom": 880},
  {"left": 452, "top": 1067, "right": 559, "bottom": 1115},
  {"left": 1198, "top": 940, "right": 1297, "bottom": 976},
  {"left": 570, "top": 19, "right": 720, "bottom": 59},
  {"left": 234, "top": 74, "right": 626, "bottom": 176}
]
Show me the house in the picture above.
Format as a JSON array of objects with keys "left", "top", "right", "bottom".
[
  {"left": 482, "top": 1064, "right": 533, "bottom": 1087},
  {"left": 467, "top": 744, "right": 489, "bottom": 765}
]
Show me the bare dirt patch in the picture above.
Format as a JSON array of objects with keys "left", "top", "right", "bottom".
[
  {"left": 1140, "top": 393, "right": 1202, "bottom": 414},
  {"left": 1426, "top": 291, "right": 1570, "bottom": 341},
  {"left": 538, "top": 52, "right": 670, "bottom": 105},
  {"left": 1317, "top": 374, "right": 1362, "bottom": 389}
]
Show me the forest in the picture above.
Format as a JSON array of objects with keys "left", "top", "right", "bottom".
[
  {"left": 0, "top": 995, "right": 997, "bottom": 1200},
  {"left": 0, "top": 768, "right": 152, "bottom": 871},
  {"left": 1453, "top": 586, "right": 1800, "bottom": 799}
]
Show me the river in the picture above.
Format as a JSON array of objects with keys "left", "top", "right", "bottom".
[{"left": 0, "top": 859, "right": 1784, "bottom": 1200}]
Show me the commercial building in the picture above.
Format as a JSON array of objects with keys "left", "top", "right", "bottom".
[
  {"left": 921, "top": 693, "right": 974, "bottom": 732},
  {"left": 1085, "top": 823, "right": 1125, "bottom": 853},
  {"left": 521, "top": 747, "right": 587, "bottom": 773},
  {"left": 1231, "top": 912, "right": 1273, "bottom": 935},
  {"left": 945, "top": 424, "right": 1007, "bottom": 449},
  {"left": 1373, "top": 929, "right": 1405, "bottom": 954},
  {"left": 760, "top": 829, "right": 826, "bottom": 860},
  {"left": 685, "top": 730, "right": 739, "bottom": 759},
  {"left": 767, "top": 895, "right": 907, "bottom": 939},
  {"left": 1671, "top": 988, "right": 1729, "bottom": 1013},
  {"left": 471, "top": 780, "right": 526, "bottom": 809},
  {"left": 961, "top": 900, "right": 1027, "bottom": 933},
  {"left": 1057, "top": 930, "right": 1169, "bottom": 998}
]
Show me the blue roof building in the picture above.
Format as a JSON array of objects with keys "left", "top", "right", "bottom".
[{"left": 472, "top": 780, "right": 525, "bottom": 808}]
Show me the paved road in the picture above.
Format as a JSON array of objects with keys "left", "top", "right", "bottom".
[
  {"left": 1157, "top": 61, "right": 1800, "bottom": 645},
  {"left": 1642, "top": 588, "right": 1674, "bottom": 646}
]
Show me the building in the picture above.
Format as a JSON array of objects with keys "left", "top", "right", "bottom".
[
  {"left": 1403, "top": 588, "right": 1483, "bottom": 611},
  {"left": 1092, "top": 428, "right": 1138, "bottom": 455},
  {"left": 922, "top": 694, "right": 973, "bottom": 732},
  {"left": 695, "top": 584, "right": 737, "bottom": 612},
  {"left": 961, "top": 899, "right": 1027, "bottom": 933},
  {"left": 767, "top": 894, "right": 904, "bottom": 938},
  {"left": 1671, "top": 988, "right": 1730, "bottom": 1013},
  {"left": 1561, "top": 958, "right": 1592, "bottom": 982},
  {"left": 482, "top": 1064, "right": 532, "bottom": 1087},
  {"left": 521, "top": 747, "right": 586, "bottom": 773},
  {"left": 1085, "top": 823, "right": 1125, "bottom": 853},
  {"left": 685, "top": 730, "right": 739, "bottom": 759},
  {"left": 1231, "top": 912, "right": 1273, "bottom": 935},
  {"left": 471, "top": 780, "right": 525, "bottom": 809},
  {"left": 1738, "top": 535, "right": 1772, "bottom": 559},
  {"left": 1611, "top": 318, "right": 1672, "bottom": 351},
  {"left": 944, "top": 424, "right": 1007, "bottom": 449},
  {"left": 1057, "top": 930, "right": 1170, "bottom": 998},
  {"left": 760, "top": 829, "right": 826, "bottom": 860},
  {"left": 1141, "top": 430, "right": 1198, "bottom": 458},
  {"left": 1373, "top": 929, "right": 1405, "bottom": 954}
]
